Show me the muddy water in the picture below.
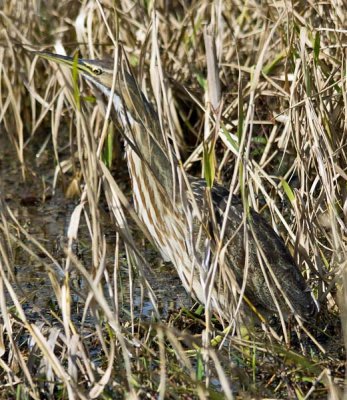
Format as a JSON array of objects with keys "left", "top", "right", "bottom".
[{"left": 0, "top": 131, "right": 190, "bottom": 323}]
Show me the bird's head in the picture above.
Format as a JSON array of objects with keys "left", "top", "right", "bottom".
[
  {"left": 33, "top": 50, "right": 144, "bottom": 129},
  {"left": 33, "top": 50, "right": 116, "bottom": 89}
]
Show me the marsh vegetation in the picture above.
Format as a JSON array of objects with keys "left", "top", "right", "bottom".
[{"left": 0, "top": 1, "right": 346, "bottom": 398}]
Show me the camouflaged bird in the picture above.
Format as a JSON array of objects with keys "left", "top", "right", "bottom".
[{"left": 35, "top": 50, "right": 319, "bottom": 322}]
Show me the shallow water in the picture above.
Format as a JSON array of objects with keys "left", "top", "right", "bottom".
[{"left": 0, "top": 131, "right": 190, "bottom": 324}]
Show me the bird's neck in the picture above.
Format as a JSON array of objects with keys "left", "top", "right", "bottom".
[
  {"left": 124, "top": 121, "right": 176, "bottom": 201},
  {"left": 90, "top": 75, "right": 176, "bottom": 198}
]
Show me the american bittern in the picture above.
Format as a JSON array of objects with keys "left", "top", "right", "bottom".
[{"left": 34, "top": 50, "right": 319, "bottom": 322}]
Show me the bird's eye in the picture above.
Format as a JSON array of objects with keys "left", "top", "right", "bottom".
[{"left": 92, "top": 67, "right": 102, "bottom": 75}]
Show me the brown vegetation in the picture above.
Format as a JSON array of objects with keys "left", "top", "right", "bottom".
[{"left": 0, "top": 1, "right": 346, "bottom": 398}]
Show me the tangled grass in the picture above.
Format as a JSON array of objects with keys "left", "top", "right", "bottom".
[{"left": 0, "top": 1, "right": 346, "bottom": 398}]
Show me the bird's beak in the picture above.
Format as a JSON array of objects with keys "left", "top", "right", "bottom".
[
  {"left": 32, "top": 50, "right": 97, "bottom": 77},
  {"left": 33, "top": 50, "right": 76, "bottom": 67}
]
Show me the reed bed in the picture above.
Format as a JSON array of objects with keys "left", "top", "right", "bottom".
[{"left": 0, "top": 1, "right": 346, "bottom": 398}]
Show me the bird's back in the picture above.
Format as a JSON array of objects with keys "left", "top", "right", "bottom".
[{"left": 189, "top": 178, "right": 318, "bottom": 321}]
